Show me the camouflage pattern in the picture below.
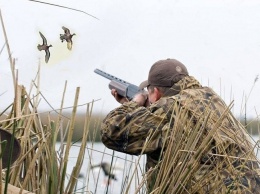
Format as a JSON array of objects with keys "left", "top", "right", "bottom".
[{"left": 101, "top": 76, "right": 260, "bottom": 193}]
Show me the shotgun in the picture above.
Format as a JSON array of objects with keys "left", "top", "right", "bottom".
[{"left": 94, "top": 68, "right": 143, "bottom": 100}]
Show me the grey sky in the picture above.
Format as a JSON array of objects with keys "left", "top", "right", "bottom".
[{"left": 0, "top": 0, "right": 259, "bottom": 118}]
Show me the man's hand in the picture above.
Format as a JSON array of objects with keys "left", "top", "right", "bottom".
[
  {"left": 111, "top": 89, "right": 129, "bottom": 104},
  {"left": 132, "top": 92, "right": 149, "bottom": 107}
]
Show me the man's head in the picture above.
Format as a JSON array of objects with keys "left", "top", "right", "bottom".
[{"left": 140, "top": 58, "right": 189, "bottom": 103}]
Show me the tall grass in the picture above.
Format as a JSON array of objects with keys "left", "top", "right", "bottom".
[{"left": 0, "top": 75, "right": 96, "bottom": 194}]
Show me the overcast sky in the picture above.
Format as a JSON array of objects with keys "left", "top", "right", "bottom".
[{"left": 0, "top": 0, "right": 260, "bottom": 118}]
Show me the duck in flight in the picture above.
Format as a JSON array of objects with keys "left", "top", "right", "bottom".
[
  {"left": 91, "top": 162, "right": 123, "bottom": 185},
  {"left": 60, "top": 26, "right": 76, "bottom": 50},
  {"left": 37, "top": 31, "right": 52, "bottom": 63},
  {"left": 91, "top": 162, "right": 117, "bottom": 180}
]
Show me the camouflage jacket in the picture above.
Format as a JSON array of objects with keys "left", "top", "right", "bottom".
[{"left": 101, "top": 76, "right": 260, "bottom": 193}]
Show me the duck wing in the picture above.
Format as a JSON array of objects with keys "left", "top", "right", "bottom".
[
  {"left": 44, "top": 48, "right": 50, "bottom": 63},
  {"left": 62, "top": 26, "right": 71, "bottom": 35},
  {"left": 39, "top": 31, "right": 47, "bottom": 45}
]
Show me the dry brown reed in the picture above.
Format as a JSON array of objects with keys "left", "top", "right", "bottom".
[{"left": 0, "top": 79, "right": 96, "bottom": 194}]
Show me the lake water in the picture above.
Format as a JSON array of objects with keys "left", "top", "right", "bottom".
[
  {"left": 65, "top": 135, "right": 260, "bottom": 194},
  {"left": 65, "top": 142, "right": 146, "bottom": 194}
]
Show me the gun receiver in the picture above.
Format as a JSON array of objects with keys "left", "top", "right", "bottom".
[{"left": 94, "top": 68, "right": 143, "bottom": 100}]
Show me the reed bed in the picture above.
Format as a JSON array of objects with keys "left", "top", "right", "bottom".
[{"left": 0, "top": 82, "right": 95, "bottom": 194}]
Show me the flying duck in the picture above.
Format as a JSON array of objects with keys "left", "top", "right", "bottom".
[
  {"left": 60, "top": 26, "right": 75, "bottom": 50},
  {"left": 91, "top": 162, "right": 118, "bottom": 181},
  {"left": 91, "top": 161, "right": 124, "bottom": 186},
  {"left": 37, "top": 31, "right": 52, "bottom": 63}
]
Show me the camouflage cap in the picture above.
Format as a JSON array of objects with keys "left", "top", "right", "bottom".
[{"left": 139, "top": 58, "right": 189, "bottom": 89}]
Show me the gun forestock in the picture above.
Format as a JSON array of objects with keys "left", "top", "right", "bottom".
[{"left": 108, "top": 80, "right": 128, "bottom": 98}]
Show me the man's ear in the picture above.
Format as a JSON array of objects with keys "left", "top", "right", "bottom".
[{"left": 154, "top": 87, "right": 162, "bottom": 101}]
